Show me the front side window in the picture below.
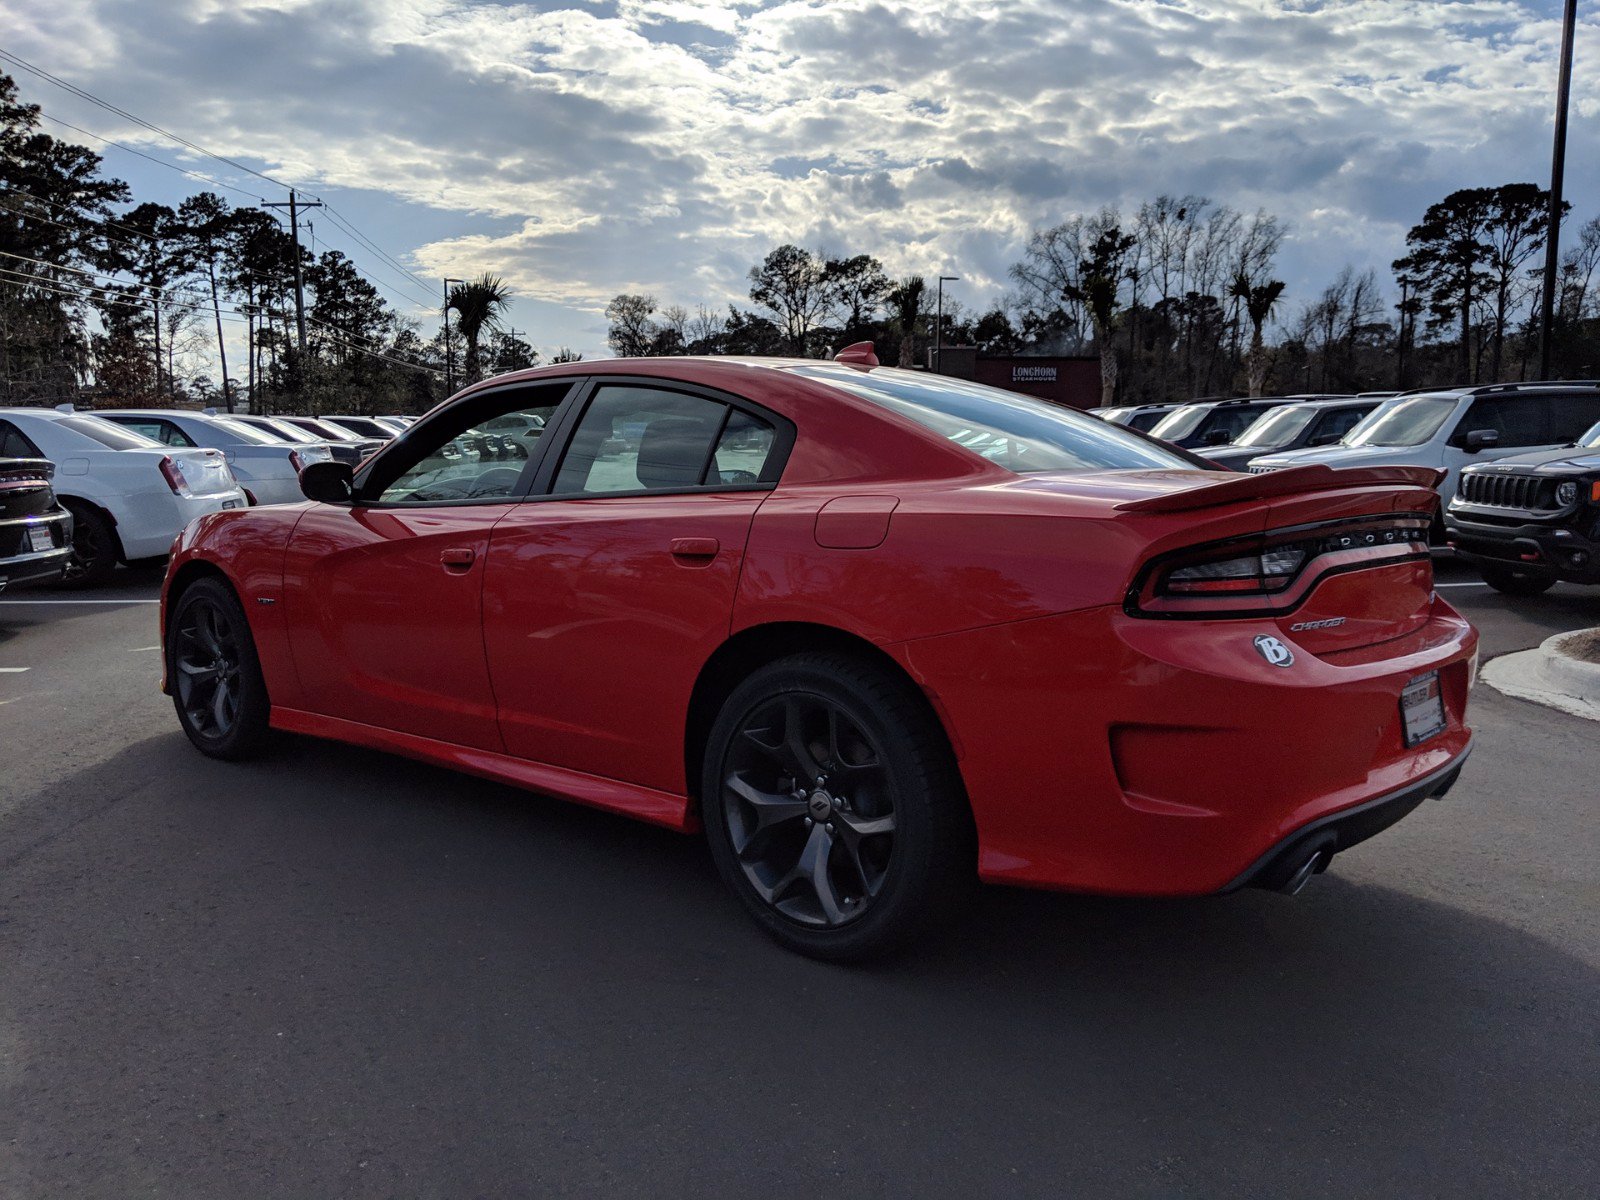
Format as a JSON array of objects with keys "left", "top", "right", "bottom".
[
  {"left": 1312, "top": 406, "right": 1372, "bottom": 443},
  {"left": 1345, "top": 395, "right": 1460, "bottom": 448},
  {"left": 372, "top": 389, "right": 566, "bottom": 504},
  {"left": 552, "top": 386, "right": 776, "bottom": 495},
  {"left": 793, "top": 365, "right": 1187, "bottom": 472},
  {"left": 1459, "top": 397, "right": 1545, "bottom": 447}
]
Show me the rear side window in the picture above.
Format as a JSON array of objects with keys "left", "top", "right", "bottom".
[
  {"left": 1459, "top": 397, "right": 1545, "bottom": 447},
  {"left": 0, "top": 421, "right": 42, "bottom": 457},
  {"left": 110, "top": 418, "right": 196, "bottom": 447},
  {"left": 792, "top": 364, "right": 1188, "bottom": 472},
  {"left": 56, "top": 416, "right": 161, "bottom": 450},
  {"left": 1547, "top": 394, "right": 1600, "bottom": 442},
  {"left": 552, "top": 386, "right": 777, "bottom": 495}
]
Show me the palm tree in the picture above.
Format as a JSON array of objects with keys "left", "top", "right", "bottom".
[
  {"left": 1230, "top": 273, "right": 1286, "bottom": 397},
  {"left": 888, "top": 275, "right": 926, "bottom": 368},
  {"left": 447, "top": 273, "right": 514, "bottom": 383}
]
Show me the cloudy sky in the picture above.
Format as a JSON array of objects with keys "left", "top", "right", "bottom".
[{"left": 6, "top": 0, "right": 1598, "bottom": 360}]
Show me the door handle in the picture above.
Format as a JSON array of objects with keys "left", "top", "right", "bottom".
[
  {"left": 670, "top": 537, "right": 720, "bottom": 560},
  {"left": 441, "top": 547, "right": 476, "bottom": 570}
]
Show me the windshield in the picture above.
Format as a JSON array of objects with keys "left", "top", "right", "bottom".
[
  {"left": 1579, "top": 419, "right": 1600, "bottom": 448},
  {"left": 1148, "top": 405, "right": 1208, "bottom": 441},
  {"left": 789, "top": 365, "right": 1190, "bottom": 473},
  {"left": 298, "top": 419, "right": 359, "bottom": 441},
  {"left": 207, "top": 417, "right": 280, "bottom": 445},
  {"left": 56, "top": 415, "right": 162, "bottom": 450},
  {"left": 1234, "top": 406, "right": 1316, "bottom": 450},
  {"left": 251, "top": 418, "right": 320, "bottom": 444},
  {"left": 1344, "top": 395, "right": 1459, "bottom": 448}
]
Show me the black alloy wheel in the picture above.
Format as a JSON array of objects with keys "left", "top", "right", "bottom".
[
  {"left": 722, "top": 693, "right": 896, "bottom": 927},
  {"left": 703, "top": 652, "right": 973, "bottom": 961},
  {"left": 1478, "top": 564, "right": 1556, "bottom": 596},
  {"left": 58, "top": 500, "right": 116, "bottom": 588},
  {"left": 168, "top": 577, "right": 271, "bottom": 759}
]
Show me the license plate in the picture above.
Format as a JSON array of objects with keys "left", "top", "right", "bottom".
[
  {"left": 1400, "top": 671, "right": 1447, "bottom": 747},
  {"left": 221, "top": 498, "right": 241, "bottom": 509},
  {"left": 28, "top": 525, "right": 52, "bottom": 553}
]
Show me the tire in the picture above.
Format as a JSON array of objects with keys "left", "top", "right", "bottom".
[
  {"left": 1478, "top": 564, "right": 1556, "bottom": 596},
  {"left": 701, "top": 651, "right": 973, "bottom": 961},
  {"left": 167, "top": 576, "right": 272, "bottom": 760},
  {"left": 58, "top": 500, "right": 119, "bottom": 588}
]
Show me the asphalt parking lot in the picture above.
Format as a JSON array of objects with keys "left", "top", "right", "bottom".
[{"left": 2, "top": 560, "right": 1596, "bottom": 1198}]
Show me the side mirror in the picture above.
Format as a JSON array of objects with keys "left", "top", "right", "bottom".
[
  {"left": 300, "top": 459, "right": 354, "bottom": 503},
  {"left": 1460, "top": 428, "right": 1500, "bottom": 453},
  {"left": 1202, "top": 428, "right": 1233, "bottom": 446}
]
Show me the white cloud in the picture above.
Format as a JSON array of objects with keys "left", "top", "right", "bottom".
[{"left": 6, "top": 0, "right": 1599, "bottom": 358}]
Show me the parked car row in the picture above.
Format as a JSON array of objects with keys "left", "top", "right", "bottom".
[
  {"left": 0, "top": 405, "right": 411, "bottom": 588},
  {"left": 1090, "top": 381, "right": 1600, "bottom": 594}
]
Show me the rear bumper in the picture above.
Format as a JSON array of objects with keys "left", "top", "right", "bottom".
[
  {"left": 897, "top": 596, "right": 1478, "bottom": 896},
  {"left": 1219, "top": 739, "right": 1470, "bottom": 893},
  {"left": 118, "top": 491, "right": 248, "bottom": 559},
  {"left": 1445, "top": 511, "right": 1600, "bottom": 583},
  {"left": 0, "top": 509, "right": 73, "bottom": 590}
]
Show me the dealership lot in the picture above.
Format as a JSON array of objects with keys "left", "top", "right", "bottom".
[{"left": 2, "top": 563, "right": 1596, "bottom": 1197}]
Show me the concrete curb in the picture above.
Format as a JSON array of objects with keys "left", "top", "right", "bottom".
[{"left": 1481, "top": 627, "right": 1600, "bottom": 722}]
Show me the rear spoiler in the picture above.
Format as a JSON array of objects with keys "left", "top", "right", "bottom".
[
  {"left": 1115, "top": 464, "right": 1445, "bottom": 514},
  {"left": 0, "top": 457, "right": 56, "bottom": 485}
]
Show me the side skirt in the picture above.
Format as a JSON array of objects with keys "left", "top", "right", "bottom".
[{"left": 269, "top": 706, "right": 697, "bottom": 832}]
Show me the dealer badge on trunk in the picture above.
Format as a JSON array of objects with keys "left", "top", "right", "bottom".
[{"left": 1253, "top": 635, "right": 1295, "bottom": 667}]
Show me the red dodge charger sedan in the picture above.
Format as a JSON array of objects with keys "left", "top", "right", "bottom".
[{"left": 161, "top": 349, "right": 1477, "bottom": 959}]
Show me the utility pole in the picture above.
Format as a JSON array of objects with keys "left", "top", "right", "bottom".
[
  {"left": 262, "top": 189, "right": 323, "bottom": 357},
  {"left": 935, "top": 275, "right": 959, "bottom": 373},
  {"left": 443, "top": 277, "right": 464, "bottom": 392},
  {"left": 1538, "top": 0, "right": 1579, "bottom": 379},
  {"left": 1396, "top": 277, "right": 1410, "bottom": 390}
]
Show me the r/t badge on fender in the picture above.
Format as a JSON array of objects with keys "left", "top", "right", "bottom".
[{"left": 1253, "top": 635, "right": 1295, "bottom": 667}]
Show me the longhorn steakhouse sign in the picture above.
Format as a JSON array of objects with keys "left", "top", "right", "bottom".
[{"left": 931, "top": 347, "right": 1101, "bottom": 410}]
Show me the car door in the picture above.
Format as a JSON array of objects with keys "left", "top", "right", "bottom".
[
  {"left": 482, "top": 378, "right": 792, "bottom": 794},
  {"left": 282, "top": 382, "right": 573, "bottom": 751}
]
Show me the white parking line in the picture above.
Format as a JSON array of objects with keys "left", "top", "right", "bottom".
[
  {"left": 0, "top": 666, "right": 31, "bottom": 673},
  {"left": 128, "top": 645, "right": 161, "bottom": 652},
  {"left": 1436, "top": 581, "right": 1490, "bottom": 588},
  {"left": 0, "top": 598, "right": 160, "bottom": 604}
]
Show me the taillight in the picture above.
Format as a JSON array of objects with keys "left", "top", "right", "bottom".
[
  {"left": 159, "top": 455, "right": 193, "bottom": 497},
  {"left": 1128, "top": 514, "right": 1433, "bottom": 617},
  {"left": 289, "top": 449, "right": 305, "bottom": 473}
]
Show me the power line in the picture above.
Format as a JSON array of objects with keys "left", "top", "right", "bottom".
[
  {"left": 321, "top": 204, "right": 433, "bottom": 293},
  {"left": 31, "top": 109, "right": 266, "bottom": 203},
  {"left": 2, "top": 49, "right": 443, "bottom": 317},
  {"left": 0, "top": 46, "right": 312, "bottom": 198}
]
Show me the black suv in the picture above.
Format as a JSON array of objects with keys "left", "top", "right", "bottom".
[
  {"left": 1203, "top": 397, "right": 1380, "bottom": 470},
  {"left": 1445, "top": 398, "right": 1600, "bottom": 594},
  {"left": 0, "top": 456, "right": 73, "bottom": 592},
  {"left": 1147, "top": 396, "right": 1323, "bottom": 450}
]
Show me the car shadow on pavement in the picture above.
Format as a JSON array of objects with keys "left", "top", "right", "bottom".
[{"left": 3, "top": 731, "right": 1596, "bottom": 1197}]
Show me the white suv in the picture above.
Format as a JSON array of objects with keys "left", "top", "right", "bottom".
[
  {"left": 95, "top": 409, "right": 330, "bottom": 506},
  {"left": 0, "top": 407, "right": 246, "bottom": 586},
  {"left": 1247, "top": 384, "right": 1600, "bottom": 526}
]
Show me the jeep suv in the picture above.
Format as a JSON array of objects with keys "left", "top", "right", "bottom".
[{"left": 1445, "top": 412, "right": 1600, "bottom": 594}]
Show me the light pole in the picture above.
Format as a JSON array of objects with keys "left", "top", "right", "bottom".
[
  {"left": 443, "top": 277, "right": 464, "bottom": 392},
  {"left": 1538, "top": 0, "right": 1579, "bottom": 379},
  {"left": 935, "top": 275, "right": 959, "bottom": 373}
]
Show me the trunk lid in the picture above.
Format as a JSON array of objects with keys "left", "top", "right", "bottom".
[
  {"left": 1113, "top": 465, "right": 1443, "bottom": 656},
  {"left": 0, "top": 458, "right": 59, "bottom": 519}
]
